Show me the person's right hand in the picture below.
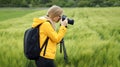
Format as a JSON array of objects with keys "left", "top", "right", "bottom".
[{"left": 60, "top": 18, "right": 68, "bottom": 26}]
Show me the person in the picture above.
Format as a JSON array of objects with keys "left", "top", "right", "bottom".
[{"left": 32, "top": 5, "right": 68, "bottom": 67}]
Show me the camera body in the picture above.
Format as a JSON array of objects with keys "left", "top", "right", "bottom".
[{"left": 62, "top": 15, "right": 74, "bottom": 25}]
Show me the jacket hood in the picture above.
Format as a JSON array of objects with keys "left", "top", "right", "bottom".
[{"left": 32, "top": 17, "right": 47, "bottom": 28}]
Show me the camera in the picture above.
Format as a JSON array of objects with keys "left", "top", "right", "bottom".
[{"left": 62, "top": 15, "right": 74, "bottom": 25}]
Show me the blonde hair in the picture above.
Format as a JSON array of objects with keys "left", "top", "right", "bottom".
[{"left": 47, "top": 5, "right": 63, "bottom": 18}]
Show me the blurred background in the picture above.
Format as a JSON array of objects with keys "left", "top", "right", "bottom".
[
  {"left": 0, "top": 0, "right": 120, "bottom": 7},
  {"left": 0, "top": 0, "right": 120, "bottom": 67}
]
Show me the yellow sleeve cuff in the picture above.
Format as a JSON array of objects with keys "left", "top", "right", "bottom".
[{"left": 60, "top": 26, "right": 67, "bottom": 31}]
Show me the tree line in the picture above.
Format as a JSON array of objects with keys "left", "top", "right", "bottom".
[{"left": 0, "top": 0, "right": 120, "bottom": 7}]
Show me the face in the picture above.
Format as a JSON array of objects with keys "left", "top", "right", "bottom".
[{"left": 53, "top": 15, "right": 62, "bottom": 23}]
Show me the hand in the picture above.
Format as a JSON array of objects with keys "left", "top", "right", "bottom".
[{"left": 61, "top": 18, "right": 68, "bottom": 26}]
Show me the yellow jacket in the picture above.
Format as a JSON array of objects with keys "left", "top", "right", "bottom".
[{"left": 32, "top": 17, "right": 67, "bottom": 59}]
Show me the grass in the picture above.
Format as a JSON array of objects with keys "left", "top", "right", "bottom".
[
  {"left": 0, "top": 7, "right": 120, "bottom": 67},
  {"left": 0, "top": 8, "right": 45, "bottom": 21}
]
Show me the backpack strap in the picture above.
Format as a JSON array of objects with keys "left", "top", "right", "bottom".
[
  {"left": 43, "top": 37, "right": 49, "bottom": 56},
  {"left": 40, "top": 37, "right": 49, "bottom": 56}
]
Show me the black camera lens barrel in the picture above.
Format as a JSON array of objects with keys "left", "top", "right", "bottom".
[{"left": 68, "top": 18, "right": 74, "bottom": 25}]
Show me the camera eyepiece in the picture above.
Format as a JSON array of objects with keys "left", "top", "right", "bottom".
[{"left": 62, "top": 15, "right": 74, "bottom": 25}]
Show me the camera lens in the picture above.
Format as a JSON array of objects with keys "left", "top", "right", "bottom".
[{"left": 68, "top": 19, "right": 74, "bottom": 25}]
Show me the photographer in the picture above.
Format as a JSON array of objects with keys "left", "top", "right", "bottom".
[{"left": 32, "top": 5, "right": 68, "bottom": 67}]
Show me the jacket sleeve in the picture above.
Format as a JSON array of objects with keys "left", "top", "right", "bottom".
[{"left": 42, "top": 22, "right": 67, "bottom": 43}]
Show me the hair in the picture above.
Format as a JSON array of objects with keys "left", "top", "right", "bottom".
[{"left": 47, "top": 5, "right": 63, "bottom": 18}]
